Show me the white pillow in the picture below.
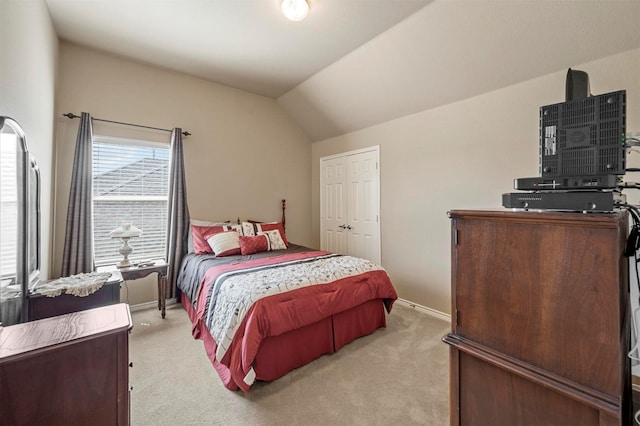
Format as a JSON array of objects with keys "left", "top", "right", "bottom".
[
  {"left": 242, "top": 222, "right": 256, "bottom": 236},
  {"left": 259, "top": 230, "right": 287, "bottom": 251},
  {"left": 207, "top": 231, "right": 241, "bottom": 257}
]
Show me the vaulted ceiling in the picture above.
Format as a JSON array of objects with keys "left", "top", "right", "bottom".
[
  {"left": 46, "top": 0, "right": 640, "bottom": 141},
  {"left": 46, "top": 0, "right": 432, "bottom": 98}
]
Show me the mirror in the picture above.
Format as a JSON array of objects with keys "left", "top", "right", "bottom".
[{"left": 0, "top": 117, "right": 40, "bottom": 326}]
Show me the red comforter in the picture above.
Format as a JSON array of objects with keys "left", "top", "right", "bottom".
[{"left": 187, "top": 251, "right": 397, "bottom": 392}]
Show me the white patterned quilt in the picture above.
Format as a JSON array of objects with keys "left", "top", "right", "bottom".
[{"left": 202, "top": 253, "right": 384, "bottom": 362}]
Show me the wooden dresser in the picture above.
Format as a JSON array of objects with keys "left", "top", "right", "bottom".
[
  {"left": 444, "top": 210, "right": 632, "bottom": 425},
  {"left": 28, "top": 273, "right": 122, "bottom": 321},
  {"left": 0, "top": 303, "right": 132, "bottom": 425}
]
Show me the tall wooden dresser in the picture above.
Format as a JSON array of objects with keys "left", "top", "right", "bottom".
[
  {"left": 0, "top": 303, "right": 132, "bottom": 425},
  {"left": 443, "top": 210, "right": 632, "bottom": 425}
]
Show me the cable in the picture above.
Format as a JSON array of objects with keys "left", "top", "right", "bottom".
[
  {"left": 626, "top": 212, "right": 640, "bottom": 252},
  {"left": 633, "top": 260, "right": 640, "bottom": 426},
  {"left": 621, "top": 135, "right": 640, "bottom": 423},
  {"left": 625, "top": 133, "right": 640, "bottom": 180},
  {"left": 620, "top": 183, "right": 640, "bottom": 190},
  {"left": 621, "top": 204, "right": 640, "bottom": 425},
  {"left": 621, "top": 203, "right": 640, "bottom": 225}
]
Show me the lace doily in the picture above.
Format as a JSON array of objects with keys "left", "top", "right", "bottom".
[{"left": 33, "top": 272, "right": 112, "bottom": 297}]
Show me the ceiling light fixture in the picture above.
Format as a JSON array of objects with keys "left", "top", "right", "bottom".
[{"left": 281, "top": 0, "right": 310, "bottom": 22}]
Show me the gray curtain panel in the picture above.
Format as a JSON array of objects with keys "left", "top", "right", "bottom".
[
  {"left": 165, "top": 128, "right": 190, "bottom": 299},
  {"left": 61, "top": 112, "right": 95, "bottom": 276}
]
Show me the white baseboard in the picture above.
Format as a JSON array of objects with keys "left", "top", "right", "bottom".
[
  {"left": 128, "top": 298, "right": 177, "bottom": 312},
  {"left": 396, "top": 298, "right": 451, "bottom": 323},
  {"left": 128, "top": 297, "right": 449, "bottom": 321}
]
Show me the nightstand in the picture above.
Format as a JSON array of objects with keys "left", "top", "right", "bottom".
[{"left": 118, "top": 260, "right": 169, "bottom": 318}]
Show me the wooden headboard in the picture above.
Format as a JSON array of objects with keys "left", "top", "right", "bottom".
[{"left": 237, "top": 199, "right": 286, "bottom": 230}]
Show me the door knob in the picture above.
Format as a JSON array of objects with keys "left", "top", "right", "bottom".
[{"left": 338, "top": 224, "right": 347, "bottom": 229}]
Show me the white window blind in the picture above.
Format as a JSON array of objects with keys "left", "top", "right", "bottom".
[
  {"left": 93, "top": 136, "right": 169, "bottom": 266},
  {"left": 0, "top": 132, "right": 17, "bottom": 282}
]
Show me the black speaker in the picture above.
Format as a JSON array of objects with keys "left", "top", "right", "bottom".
[{"left": 565, "top": 68, "right": 591, "bottom": 101}]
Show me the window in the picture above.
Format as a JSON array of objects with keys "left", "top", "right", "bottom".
[
  {"left": 0, "top": 131, "right": 17, "bottom": 282},
  {"left": 92, "top": 136, "right": 169, "bottom": 266}
]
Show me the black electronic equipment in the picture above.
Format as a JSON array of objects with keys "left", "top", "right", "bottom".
[
  {"left": 539, "top": 89, "right": 626, "bottom": 178},
  {"left": 503, "top": 69, "right": 627, "bottom": 213},
  {"left": 502, "top": 191, "right": 625, "bottom": 212},
  {"left": 514, "top": 174, "right": 620, "bottom": 191},
  {"left": 565, "top": 68, "right": 591, "bottom": 101}
]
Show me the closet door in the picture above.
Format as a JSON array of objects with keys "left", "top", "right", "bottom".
[
  {"left": 346, "top": 150, "right": 379, "bottom": 263},
  {"left": 320, "top": 147, "right": 380, "bottom": 264},
  {"left": 320, "top": 156, "right": 348, "bottom": 256}
]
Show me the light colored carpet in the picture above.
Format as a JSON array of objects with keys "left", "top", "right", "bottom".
[{"left": 129, "top": 303, "right": 450, "bottom": 425}]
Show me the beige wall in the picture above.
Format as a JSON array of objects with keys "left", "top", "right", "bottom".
[
  {"left": 312, "top": 49, "right": 640, "bottom": 316},
  {"left": 4, "top": 5, "right": 637, "bottom": 315},
  {"left": 54, "top": 43, "right": 313, "bottom": 304},
  {"left": 0, "top": 0, "right": 58, "bottom": 280}
]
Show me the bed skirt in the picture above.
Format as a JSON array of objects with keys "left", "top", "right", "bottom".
[{"left": 180, "top": 295, "right": 386, "bottom": 387}]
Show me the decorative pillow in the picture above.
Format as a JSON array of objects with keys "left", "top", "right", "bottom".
[
  {"left": 190, "top": 219, "right": 230, "bottom": 226},
  {"left": 255, "top": 222, "right": 288, "bottom": 247},
  {"left": 188, "top": 219, "right": 229, "bottom": 253},
  {"left": 207, "top": 231, "right": 241, "bottom": 257},
  {"left": 241, "top": 222, "right": 257, "bottom": 237},
  {"left": 192, "top": 223, "right": 243, "bottom": 254},
  {"left": 258, "top": 229, "right": 287, "bottom": 251},
  {"left": 239, "top": 234, "right": 270, "bottom": 256}
]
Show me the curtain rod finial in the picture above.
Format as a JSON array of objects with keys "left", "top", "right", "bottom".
[
  {"left": 63, "top": 113, "right": 78, "bottom": 119},
  {"left": 182, "top": 131, "right": 191, "bottom": 137}
]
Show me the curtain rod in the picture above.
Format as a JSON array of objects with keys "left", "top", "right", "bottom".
[{"left": 62, "top": 113, "right": 191, "bottom": 137}]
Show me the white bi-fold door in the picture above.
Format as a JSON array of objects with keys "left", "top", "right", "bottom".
[{"left": 320, "top": 146, "right": 380, "bottom": 264}]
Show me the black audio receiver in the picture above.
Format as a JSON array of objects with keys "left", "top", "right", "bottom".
[
  {"left": 502, "top": 191, "right": 625, "bottom": 212},
  {"left": 514, "top": 174, "right": 620, "bottom": 191}
]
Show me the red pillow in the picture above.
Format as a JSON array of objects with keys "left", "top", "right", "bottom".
[
  {"left": 239, "top": 235, "right": 270, "bottom": 256},
  {"left": 192, "top": 225, "right": 225, "bottom": 254},
  {"left": 192, "top": 224, "right": 242, "bottom": 254},
  {"left": 255, "top": 222, "right": 288, "bottom": 247}
]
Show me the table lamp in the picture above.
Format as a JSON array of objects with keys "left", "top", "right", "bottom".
[{"left": 109, "top": 221, "right": 142, "bottom": 268}]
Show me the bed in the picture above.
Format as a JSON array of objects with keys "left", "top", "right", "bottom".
[{"left": 176, "top": 201, "right": 397, "bottom": 392}]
